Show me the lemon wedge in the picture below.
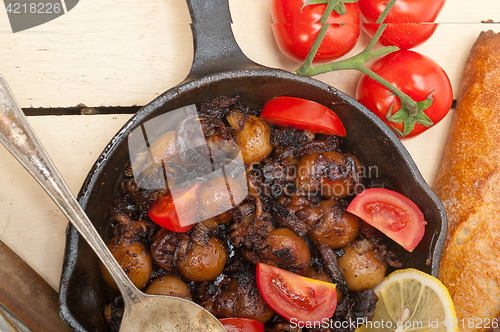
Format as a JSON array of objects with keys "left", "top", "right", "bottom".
[{"left": 357, "top": 268, "right": 457, "bottom": 332}]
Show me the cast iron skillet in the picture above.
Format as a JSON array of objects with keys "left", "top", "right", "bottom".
[{"left": 59, "top": 0, "right": 447, "bottom": 330}]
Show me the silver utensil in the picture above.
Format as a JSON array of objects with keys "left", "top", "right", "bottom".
[{"left": 0, "top": 75, "right": 227, "bottom": 332}]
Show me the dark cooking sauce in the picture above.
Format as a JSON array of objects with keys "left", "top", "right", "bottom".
[{"left": 101, "top": 96, "right": 401, "bottom": 332}]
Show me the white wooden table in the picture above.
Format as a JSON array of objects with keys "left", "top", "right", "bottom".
[{"left": 0, "top": 0, "right": 498, "bottom": 292}]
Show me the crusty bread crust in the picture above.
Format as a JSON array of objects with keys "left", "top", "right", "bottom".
[{"left": 434, "top": 30, "right": 500, "bottom": 331}]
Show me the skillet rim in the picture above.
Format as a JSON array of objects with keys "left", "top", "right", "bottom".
[{"left": 59, "top": 67, "right": 447, "bottom": 331}]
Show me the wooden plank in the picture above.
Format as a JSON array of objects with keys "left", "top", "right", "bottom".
[
  {"left": 0, "top": 114, "right": 132, "bottom": 290},
  {"left": 0, "top": 0, "right": 498, "bottom": 108}
]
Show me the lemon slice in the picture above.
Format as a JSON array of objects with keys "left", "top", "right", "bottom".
[{"left": 357, "top": 268, "right": 457, "bottom": 332}]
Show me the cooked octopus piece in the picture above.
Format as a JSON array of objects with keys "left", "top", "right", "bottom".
[
  {"left": 230, "top": 201, "right": 274, "bottom": 251},
  {"left": 242, "top": 228, "right": 311, "bottom": 275},
  {"left": 191, "top": 218, "right": 219, "bottom": 247},
  {"left": 315, "top": 243, "right": 349, "bottom": 295},
  {"left": 266, "top": 196, "right": 310, "bottom": 237},
  {"left": 150, "top": 228, "right": 180, "bottom": 271},
  {"left": 201, "top": 275, "right": 275, "bottom": 324},
  {"left": 295, "top": 151, "right": 360, "bottom": 199}
]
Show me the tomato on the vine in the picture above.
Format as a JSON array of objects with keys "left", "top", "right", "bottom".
[
  {"left": 270, "top": 0, "right": 360, "bottom": 63},
  {"left": 359, "top": 0, "right": 446, "bottom": 49},
  {"left": 356, "top": 50, "right": 453, "bottom": 138}
]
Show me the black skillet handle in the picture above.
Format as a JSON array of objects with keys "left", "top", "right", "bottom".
[{"left": 184, "top": 0, "right": 266, "bottom": 81}]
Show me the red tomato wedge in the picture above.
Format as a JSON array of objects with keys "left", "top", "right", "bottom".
[
  {"left": 148, "top": 183, "right": 201, "bottom": 233},
  {"left": 219, "top": 318, "right": 265, "bottom": 332},
  {"left": 260, "top": 97, "right": 346, "bottom": 136},
  {"left": 256, "top": 263, "right": 337, "bottom": 325},
  {"left": 346, "top": 188, "right": 426, "bottom": 251}
]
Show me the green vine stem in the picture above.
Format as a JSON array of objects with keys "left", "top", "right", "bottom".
[
  {"left": 298, "top": 0, "right": 340, "bottom": 70},
  {"left": 295, "top": 0, "right": 433, "bottom": 136}
]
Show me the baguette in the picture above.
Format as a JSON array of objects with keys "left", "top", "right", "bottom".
[{"left": 434, "top": 30, "right": 500, "bottom": 331}]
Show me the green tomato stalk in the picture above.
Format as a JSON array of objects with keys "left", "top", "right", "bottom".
[{"left": 295, "top": 0, "right": 434, "bottom": 138}]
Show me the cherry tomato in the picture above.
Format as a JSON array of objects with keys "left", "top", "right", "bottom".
[
  {"left": 346, "top": 188, "right": 426, "bottom": 252},
  {"left": 219, "top": 318, "right": 265, "bottom": 332},
  {"left": 148, "top": 183, "right": 201, "bottom": 232},
  {"left": 356, "top": 50, "right": 452, "bottom": 138},
  {"left": 271, "top": 0, "right": 360, "bottom": 63},
  {"left": 260, "top": 96, "right": 346, "bottom": 136},
  {"left": 359, "top": 0, "right": 446, "bottom": 49},
  {"left": 256, "top": 263, "right": 337, "bottom": 324}
]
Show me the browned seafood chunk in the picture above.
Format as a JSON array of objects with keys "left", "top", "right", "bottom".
[
  {"left": 242, "top": 228, "right": 311, "bottom": 275},
  {"left": 202, "top": 276, "right": 274, "bottom": 324},
  {"left": 109, "top": 213, "right": 149, "bottom": 241},
  {"left": 230, "top": 201, "right": 274, "bottom": 250},
  {"left": 150, "top": 228, "right": 180, "bottom": 271},
  {"left": 120, "top": 178, "right": 168, "bottom": 218},
  {"left": 191, "top": 218, "right": 219, "bottom": 247},
  {"left": 295, "top": 151, "right": 359, "bottom": 199},
  {"left": 266, "top": 196, "right": 310, "bottom": 237},
  {"left": 314, "top": 243, "right": 349, "bottom": 294}
]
